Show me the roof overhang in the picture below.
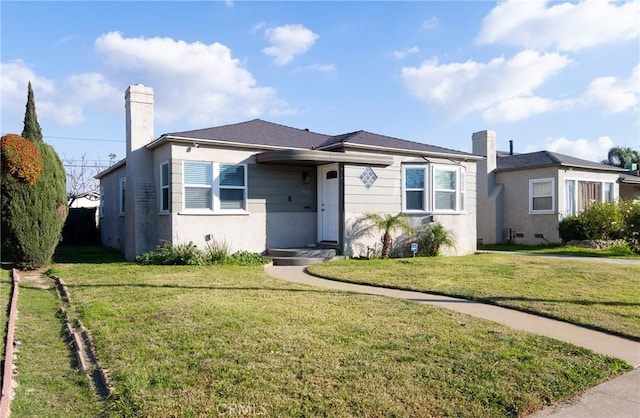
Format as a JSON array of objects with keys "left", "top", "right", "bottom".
[
  {"left": 146, "top": 135, "right": 308, "bottom": 152},
  {"left": 495, "top": 163, "right": 626, "bottom": 173},
  {"left": 95, "top": 159, "right": 126, "bottom": 179},
  {"left": 619, "top": 174, "right": 640, "bottom": 184},
  {"left": 317, "top": 142, "right": 482, "bottom": 161},
  {"left": 256, "top": 149, "right": 393, "bottom": 166}
]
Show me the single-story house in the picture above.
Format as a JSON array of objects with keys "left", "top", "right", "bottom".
[
  {"left": 619, "top": 170, "right": 640, "bottom": 201},
  {"left": 473, "top": 130, "right": 627, "bottom": 245},
  {"left": 96, "top": 85, "right": 481, "bottom": 260}
]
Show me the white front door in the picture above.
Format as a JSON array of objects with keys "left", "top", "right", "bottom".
[{"left": 319, "top": 164, "right": 339, "bottom": 242}]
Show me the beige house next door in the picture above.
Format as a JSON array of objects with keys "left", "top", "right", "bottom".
[{"left": 319, "top": 164, "right": 339, "bottom": 242}]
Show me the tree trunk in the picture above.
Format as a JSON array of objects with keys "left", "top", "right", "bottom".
[{"left": 382, "top": 232, "right": 393, "bottom": 258}]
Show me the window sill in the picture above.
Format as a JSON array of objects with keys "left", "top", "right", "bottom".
[
  {"left": 529, "top": 210, "right": 555, "bottom": 215},
  {"left": 178, "top": 209, "right": 250, "bottom": 216}
]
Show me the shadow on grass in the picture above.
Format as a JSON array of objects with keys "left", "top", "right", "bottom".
[
  {"left": 482, "top": 295, "right": 640, "bottom": 307},
  {"left": 61, "top": 282, "right": 348, "bottom": 296},
  {"left": 54, "top": 245, "right": 126, "bottom": 264}
]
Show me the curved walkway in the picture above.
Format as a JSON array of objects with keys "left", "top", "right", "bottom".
[{"left": 264, "top": 264, "right": 640, "bottom": 418}]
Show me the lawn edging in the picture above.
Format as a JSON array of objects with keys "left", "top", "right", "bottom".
[
  {"left": 305, "top": 267, "right": 640, "bottom": 343},
  {"left": 51, "top": 275, "right": 112, "bottom": 400},
  {"left": 0, "top": 269, "right": 21, "bottom": 418}
]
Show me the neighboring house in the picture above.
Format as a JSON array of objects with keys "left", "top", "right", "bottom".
[
  {"left": 473, "top": 130, "right": 626, "bottom": 245},
  {"left": 619, "top": 170, "right": 640, "bottom": 202},
  {"left": 96, "top": 85, "right": 481, "bottom": 260}
]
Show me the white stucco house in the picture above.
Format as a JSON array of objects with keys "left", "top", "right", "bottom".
[
  {"left": 96, "top": 85, "right": 481, "bottom": 260},
  {"left": 473, "top": 130, "right": 627, "bottom": 245}
]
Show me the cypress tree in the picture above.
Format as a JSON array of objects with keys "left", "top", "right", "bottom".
[{"left": 1, "top": 82, "right": 67, "bottom": 269}]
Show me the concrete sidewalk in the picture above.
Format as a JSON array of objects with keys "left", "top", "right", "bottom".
[{"left": 264, "top": 265, "right": 640, "bottom": 418}]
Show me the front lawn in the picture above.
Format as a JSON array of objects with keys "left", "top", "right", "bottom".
[
  {"left": 28, "top": 247, "right": 632, "bottom": 417},
  {"left": 479, "top": 243, "right": 640, "bottom": 258},
  {"left": 307, "top": 253, "right": 640, "bottom": 339}
]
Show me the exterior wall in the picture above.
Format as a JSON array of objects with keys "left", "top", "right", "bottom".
[
  {"left": 492, "top": 167, "right": 621, "bottom": 245},
  {"left": 167, "top": 144, "right": 317, "bottom": 252},
  {"left": 99, "top": 165, "right": 126, "bottom": 252},
  {"left": 152, "top": 143, "right": 172, "bottom": 245},
  {"left": 497, "top": 167, "right": 560, "bottom": 245},
  {"left": 342, "top": 154, "right": 477, "bottom": 256}
]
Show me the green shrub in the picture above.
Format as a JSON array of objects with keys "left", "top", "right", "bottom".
[
  {"left": 229, "top": 250, "right": 270, "bottom": 266},
  {"left": 414, "top": 222, "right": 455, "bottom": 257},
  {"left": 204, "top": 239, "right": 231, "bottom": 264},
  {"left": 558, "top": 216, "right": 586, "bottom": 242},
  {"left": 136, "top": 241, "right": 269, "bottom": 266},
  {"left": 1, "top": 84, "right": 67, "bottom": 269},
  {"left": 136, "top": 242, "right": 205, "bottom": 266},
  {"left": 580, "top": 201, "right": 624, "bottom": 240},
  {"left": 559, "top": 200, "right": 640, "bottom": 254}
]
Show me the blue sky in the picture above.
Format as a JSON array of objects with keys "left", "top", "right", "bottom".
[{"left": 1, "top": 0, "right": 638, "bottom": 171}]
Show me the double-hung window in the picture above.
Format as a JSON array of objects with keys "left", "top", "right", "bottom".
[
  {"left": 402, "top": 164, "right": 466, "bottom": 213},
  {"left": 160, "top": 162, "right": 170, "bottom": 213},
  {"left": 434, "top": 167, "right": 458, "bottom": 211},
  {"left": 219, "top": 164, "right": 246, "bottom": 210},
  {"left": 183, "top": 161, "right": 247, "bottom": 213},
  {"left": 529, "top": 178, "right": 554, "bottom": 213},
  {"left": 404, "top": 167, "right": 426, "bottom": 211}
]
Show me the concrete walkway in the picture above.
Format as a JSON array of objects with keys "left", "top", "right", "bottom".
[{"left": 264, "top": 265, "right": 640, "bottom": 418}]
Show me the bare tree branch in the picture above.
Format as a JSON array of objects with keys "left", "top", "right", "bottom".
[{"left": 64, "top": 153, "right": 101, "bottom": 206}]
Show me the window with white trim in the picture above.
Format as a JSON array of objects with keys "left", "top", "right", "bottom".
[
  {"left": 402, "top": 164, "right": 466, "bottom": 213},
  {"left": 160, "top": 162, "right": 170, "bottom": 213},
  {"left": 564, "top": 179, "right": 616, "bottom": 216},
  {"left": 183, "top": 161, "right": 247, "bottom": 213},
  {"left": 529, "top": 178, "right": 554, "bottom": 213},
  {"left": 119, "top": 178, "right": 126, "bottom": 215},
  {"left": 404, "top": 167, "right": 426, "bottom": 211}
]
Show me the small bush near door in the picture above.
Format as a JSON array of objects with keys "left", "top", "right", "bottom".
[
  {"left": 135, "top": 241, "right": 269, "bottom": 266},
  {"left": 414, "top": 222, "right": 455, "bottom": 257}
]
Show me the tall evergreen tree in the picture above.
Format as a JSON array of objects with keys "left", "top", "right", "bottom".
[{"left": 1, "top": 82, "right": 67, "bottom": 269}]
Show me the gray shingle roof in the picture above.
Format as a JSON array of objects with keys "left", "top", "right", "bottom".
[
  {"left": 164, "top": 119, "right": 329, "bottom": 149},
  {"left": 162, "top": 119, "right": 477, "bottom": 158},
  {"left": 318, "top": 130, "right": 475, "bottom": 157},
  {"left": 496, "top": 150, "right": 625, "bottom": 172}
]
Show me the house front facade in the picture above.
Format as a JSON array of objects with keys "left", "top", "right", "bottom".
[
  {"left": 97, "top": 85, "right": 481, "bottom": 260},
  {"left": 473, "top": 130, "right": 626, "bottom": 245}
]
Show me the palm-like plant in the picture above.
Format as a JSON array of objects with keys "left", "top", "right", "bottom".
[
  {"left": 363, "top": 213, "right": 413, "bottom": 258},
  {"left": 601, "top": 146, "right": 640, "bottom": 168}
]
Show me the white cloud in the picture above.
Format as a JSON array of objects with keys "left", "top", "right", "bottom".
[
  {"left": 0, "top": 60, "right": 84, "bottom": 127},
  {"left": 393, "top": 46, "right": 420, "bottom": 60},
  {"left": 401, "top": 50, "right": 571, "bottom": 120},
  {"left": 422, "top": 16, "right": 439, "bottom": 30},
  {"left": 252, "top": 21, "right": 266, "bottom": 33},
  {"left": 262, "top": 24, "right": 319, "bottom": 66},
  {"left": 540, "top": 136, "right": 614, "bottom": 162},
  {"left": 483, "top": 96, "right": 572, "bottom": 123},
  {"left": 94, "top": 32, "right": 292, "bottom": 125},
  {"left": 477, "top": 0, "right": 640, "bottom": 52},
  {"left": 584, "top": 64, "right": 639, "bottom": 113}
]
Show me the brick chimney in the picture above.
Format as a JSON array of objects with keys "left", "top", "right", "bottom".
[{"left": 124, "top": 85, "right": 157, "bottom": 260}]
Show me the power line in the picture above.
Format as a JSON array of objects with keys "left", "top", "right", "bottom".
[{"left": 45, "top": 135, "right": 124, "bottom": 143}]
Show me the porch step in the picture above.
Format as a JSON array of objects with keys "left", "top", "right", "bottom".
[{"left": 266, "top": 247, "right": 336, "bottom": 266}]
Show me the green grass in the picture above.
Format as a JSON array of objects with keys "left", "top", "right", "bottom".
[
  {"left": 0, "top": 271, "right": 12, "bottom": 381},
  {"left": 308, "top": 254, "right": 640, "bottom": 339},
  {"left": 479, "top": 243, "right": 640, "bottom": 258},
  {"left": 11, "top": 278, "right": 104, "bottom": 417},
  {"left": 44, "top": 247, "right": 632, "bottom": 417}
]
